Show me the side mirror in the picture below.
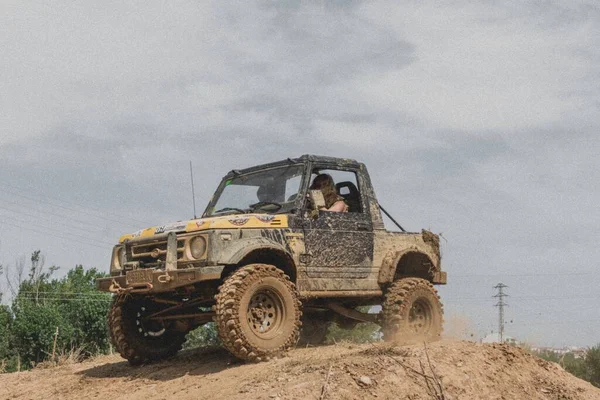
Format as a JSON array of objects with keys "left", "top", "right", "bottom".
[{"left": 309, "top": 190, "right": 326, "bottom": 211}]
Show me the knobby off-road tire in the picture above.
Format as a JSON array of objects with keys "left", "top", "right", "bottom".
[
  {"left": 109, "top": 294, "right": 187, "bottom": 365},
  {"left": 381, "top": 277, "right": 443, "bottom": 342},
  {"left": 214, "top": 264, "right": 302, "bottom": 362}
]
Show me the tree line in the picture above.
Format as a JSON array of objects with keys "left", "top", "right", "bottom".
[
  {"left": 0, "top": 251, "right": 112, "bottom": 372},
  {"left": 531, "top": 346, "right": 600, "bottom": 388}
]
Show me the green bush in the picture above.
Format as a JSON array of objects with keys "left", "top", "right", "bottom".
[
  {"left": 0, "top": 305, "right": 11, "bottom": 360},
  {"left": 531, "top": 346, "right": 600, "bottom": 387},
  {"left": 585, "top": 345, "right": 600, "bottom": 388},
  {"left": 10, "top": 302, "right": 74, "bottom": 366},
  {"left": 0, "top": 253, "right": 111, "bottom": 372},
  {"left": 325, "top": 321, "right": 381, "bottom": 344},
  {"left": 184, "top": 323, "right": 221, "bottom": 349},
  {"left": 50, "top": 266, "right": 112, "bottom": 355},
  {"left": 325, "top": 307, "right": 381, "bottom": 344}
]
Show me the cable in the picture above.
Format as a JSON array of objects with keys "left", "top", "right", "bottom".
[
  {"left": 0, "top": 181, "right": 149, "bottom": 225},
  {"left": 507, "top": 319, "right": 600, "bottom": 326},
  {"left": 16, "top": 297, "right": 111, "bottom": 302},
  {"left": 450, "top": 272, "right": 596, "bottom": 278},
  {"left": 0, "top": 203, "right": 117, "bottom": 240},
  {"left": 0, "top": 184, "right": 145, "bottom": 227},
  {"left": 0, "top": 213, "right": 113, "bottom": 246},
  {"left": 445, "top": 295, "right": 600, "bottom": 301},
  {"left": 18, "top": 291, "right": 110, "bottom": 296},
  {"left": 0, "top": 194, "right": 138, "bottom": 233},
  {"left": 0, "top": 218, "right": 111, "bottom": 250}
]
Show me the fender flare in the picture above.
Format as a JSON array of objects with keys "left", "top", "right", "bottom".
[
  {"left": 378, "top": 246, "right": 439, "bottom": 284},
  {"left": 216, "top": 237, "right": 294, "bottom": 266}
]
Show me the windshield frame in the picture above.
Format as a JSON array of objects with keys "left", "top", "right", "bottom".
[{"left": 202, "top": 162, "right": 310, "bottom": 217}]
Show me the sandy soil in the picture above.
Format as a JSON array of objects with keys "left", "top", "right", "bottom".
[{"left": 1, "top": 340, "right": 599, "bottom": 400}]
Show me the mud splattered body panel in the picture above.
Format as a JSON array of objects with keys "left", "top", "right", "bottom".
[
  {"left": 295, "top": 228, "right": 442, "bottom": 294},
  {"left": 303, "top": 211, "right": 374, "bottom": 278}
]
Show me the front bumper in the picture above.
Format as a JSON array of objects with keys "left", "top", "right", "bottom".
[
  {"left": 100, "top": 231, "right": 221, "bottom": 294},
  {"left": 433, "top": 271, "right": 447, "bottom": 284},
  {"left": 96, "top": 265, "right": 224, "bottom": 294}
]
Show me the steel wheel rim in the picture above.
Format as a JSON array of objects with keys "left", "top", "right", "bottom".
[
  {"left": 136, "top": 305, "right": 167, "bottom": 338},
  {"left": 247, "top": 288, "right": 285, "bottom": 338},
  {"left": 409, "top": 298, "right": 433, "bottom": 334}
]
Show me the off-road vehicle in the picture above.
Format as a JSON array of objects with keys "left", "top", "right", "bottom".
[{"left": 97, "top": 155, "right": 447, "bottom": 364}]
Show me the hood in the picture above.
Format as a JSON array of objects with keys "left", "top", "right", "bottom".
[{"left": 119, "top": 214, "right": 288, "bottom": 243}]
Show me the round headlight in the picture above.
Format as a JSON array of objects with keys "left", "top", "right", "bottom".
[
  {"left": 118, "top": 247, "right": 126, "bottom": 264},
  {"left": 112, "top": 246, "right": 125, "bottom": 271},
  {"left": 189, "top": 236, "right": 207, "bottom": 259}
]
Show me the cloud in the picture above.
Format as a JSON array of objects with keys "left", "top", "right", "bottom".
[{"left": 355, "top": 1, "right": 600, "bottom": 132}]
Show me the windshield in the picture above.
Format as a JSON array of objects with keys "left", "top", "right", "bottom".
[{"left": 205, "top": 164, "right": 305, "bottom": 216}]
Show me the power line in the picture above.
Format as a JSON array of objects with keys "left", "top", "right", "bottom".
[
  {"left": 446, "top": 295, "right": 600, "bottom": 301},
  {"left": 0, "top": 213, "right": 113, "bottom": 246},
  {"left": 0, "top": 181, "right": 148, "bottom": 225},
  {"left": 451, "top": 272, "right": 596, "bottom": 278},
  {"left": 16, "top": 296, "right": 111, "bottom": 302},
  {"left": 0, "top": 196, "right": 94, "bottom": 226},
  {"left": 17, "top": 291, "right": 110, "bottom": 296},
  {"left": 0, "top": 184, "right": 146, "bottom": 227},
  {"left": 507, "top": 319, "right": 600, "bottom": 327},
  {"left": 0, "top": 203, "right": 117, "bottom": 240},
  {"left": 19, "top": 291, "right": 597, "bottom": 303},
  {"left": 0, "top": 218, "right": 111, "bottom": 250},
  {"left": 0, "top": 194, "right": 136, "bottom": 233}
]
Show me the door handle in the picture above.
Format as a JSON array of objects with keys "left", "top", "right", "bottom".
[{"left": 356, "top": 222, "right": 370, "bottom": 231}]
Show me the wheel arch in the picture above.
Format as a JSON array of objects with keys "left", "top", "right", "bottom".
[
  {"left": 379, "top": 248, "right": 438, "bottom": 284},
  {"left": 219, "top": 239, "right": 297, "bottom": 283}
]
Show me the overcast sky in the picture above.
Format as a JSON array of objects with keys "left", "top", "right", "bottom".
[{"left": 1, "top": 1, "right": 599, "bottom": 347}]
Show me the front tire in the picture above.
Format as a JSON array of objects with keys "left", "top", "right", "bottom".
[
  {"left": 108, "top": 294, "right": 187, "bottom": 365},
  {"left": 214, "top": 264, "right": 302, "bottom": 362},
  {"left": 381, "top": 278, "right": 443, "bottom": 342}
]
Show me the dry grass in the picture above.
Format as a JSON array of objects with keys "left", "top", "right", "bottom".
[
  {"left": 35, "top": 346, "right": 86, "bottom": 369},
  {"left": 360, "top": 341, "right": 412, "bottom": 357},
  {"left": 382, "top": 342, "right": 446, "bottom": 400}
]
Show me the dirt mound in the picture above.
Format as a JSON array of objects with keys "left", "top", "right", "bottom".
[{"left": 1, "top": 340, "right": 599, "bottom": 400}]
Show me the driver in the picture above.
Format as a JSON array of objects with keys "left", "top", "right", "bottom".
[
  {"left": 256, "top": 184, "right": 275, "bottom": 203},
  {"left": 309, "top": 174, "right": 348, "bottom": 212}
]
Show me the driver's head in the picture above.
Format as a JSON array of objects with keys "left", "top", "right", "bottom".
[
  {"left": 310, "top": 173, "right": 339, "bottom": 208},
  {"left": 256, "top": 184, "right": 274, "bottom": 202},
  {"left": 310, "top": 173, "right": 335, "bottom": 191}
]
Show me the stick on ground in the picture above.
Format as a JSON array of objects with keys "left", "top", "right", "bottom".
[{"left": 319, "top": 364, "right": 334, "bottom": 400}]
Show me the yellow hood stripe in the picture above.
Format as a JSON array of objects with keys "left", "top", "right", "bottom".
[{"left": 119, "top": 214, "right": 289, "bottom": 243}]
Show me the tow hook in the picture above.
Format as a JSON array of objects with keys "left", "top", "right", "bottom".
[{"left": 109, "top": 279, "right": 123, "bottom": 293}]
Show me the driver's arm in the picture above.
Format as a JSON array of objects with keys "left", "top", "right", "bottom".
[{"left": 320, "top": 200, "right": 348, "bottom": 213}]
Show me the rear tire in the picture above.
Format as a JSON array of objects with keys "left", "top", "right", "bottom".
[
  {"left": 108, "top": 294, "right": 186, "bottom": 365},
  {"left": 381, "top": 278, "right": 443, "bottom": 342},
  {"left": 214, "top": 264, "right": 302, "bottom": 362}
]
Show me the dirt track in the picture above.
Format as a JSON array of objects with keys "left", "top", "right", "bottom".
[{"left": 1, "top": 340, "right": 599, "bottom": 400}]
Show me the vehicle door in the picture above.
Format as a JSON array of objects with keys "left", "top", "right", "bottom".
[{"left": 302, "top": 168, "right": 374, "bottom": 282}]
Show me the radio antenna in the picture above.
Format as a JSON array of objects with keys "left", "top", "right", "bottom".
[{"left": 189, "top": 160, "right": 197, "bottom": 219}]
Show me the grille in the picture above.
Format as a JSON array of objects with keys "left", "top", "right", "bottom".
[{"left": 129, "top": 239, "right": 185, "bottom": 267}]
